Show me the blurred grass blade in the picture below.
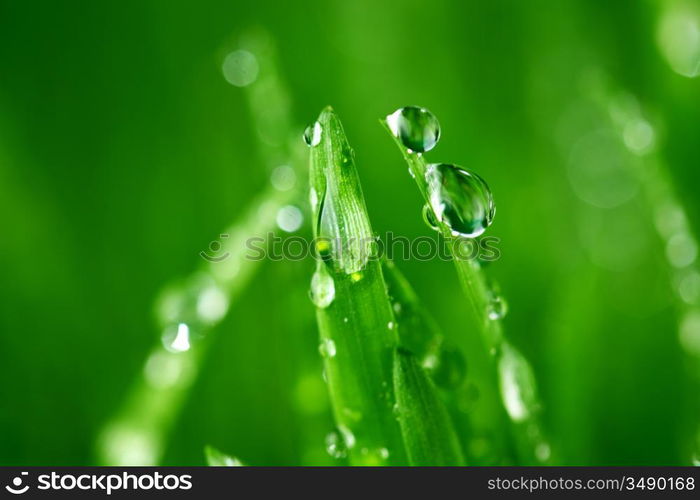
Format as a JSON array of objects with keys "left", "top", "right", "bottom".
[
  {"left": 96, "top": 31, "right": 304, "bottom": 465},
  {"left": 383, "top": 259, "right": 513, "bottom": 464},
  {"left": 393, "top": 348, "right": 465, "bottom": 465},
  {"left": 308, "top": 107, "right": 405, "bottom": 465},
  {"left": 205, "top": 445, "right": 244, "bottom": 466},
  {"left": 382, "top": 112, "right": 549, "bottom": 464}
]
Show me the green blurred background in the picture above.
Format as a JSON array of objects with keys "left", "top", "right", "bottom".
[{"left": 1, "top": 0, "right": 699, "bottom": 465}]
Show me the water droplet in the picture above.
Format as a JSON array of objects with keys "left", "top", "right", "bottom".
[
  {"left": 666, "top": 232, "right": 698, "bottom": 268},
  {"left": 386, "top": 106, "right": 440, "bottom": 153},
  {"left": 425, "top": 163, "right": 495, "bottom": 238},
  {"left": 498, "top": 343, "right": 538, "bottom": 423},
  {"left": 276, "top": 205, "right": 303, "bottom": 233},
  {"left": 309, "top": 187, "right": 318, "bottom": 211},
  {"left": 356, "top": 447, "right": 390, "bottom": 465},
  {"left": 656, "top": 2, "right": 700, "bottom": 78},
  {"left": 303, "top": 121, "right": 322, "bottom": 147},
  {"left": 422, "top": 203, "right": 441, "bottom": 232},
  {"left": 623, "top": 119, "right": 655, "bottom": 155},
  {"left": 161, "top": 323, "right": 192, "bottom": 353},
  {"left": 318, "top": 338, "right": 337, "bottom": 358},
  {"left": 678, "top": 270, "right": 700, "bottom": 304},
  {"left": 422, "top": 341, "right": 467, "bottom": 389},
  {"left": 309, "top": 267, "right": 335, "bottom": 308},
  {"left": 487, "top": 293, "right": 508, "bottom": 320},
  {"left": 325, "top": 429, "right": 348, "bottom": 459},
  {"left": 196, "top": 284, "right": 229, "bottom": 323},
  {"left": 679, "top": 309, "right": 700, "bottom": 357},
  {"left": 343, "top": 316, "right": 349, "bottom": 323},
  {"left": 270, "top": 165, "right": 296, "bottom": 191},
  {"left": 535, "top": 441, "right": 551, "bottom": 462},
  {"left": 222, "top": 50, "right": 259, "bottom": 87},
  {"left": 387, "top": 321, "right": 395, "bottom": 330}
]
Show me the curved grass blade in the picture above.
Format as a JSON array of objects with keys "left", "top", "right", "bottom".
[
  {"left": 382, "top": 114, "right": 549, "bottom": 464},
  {"left": 308, "top": 107, "right": 406, "bottom": 465}
]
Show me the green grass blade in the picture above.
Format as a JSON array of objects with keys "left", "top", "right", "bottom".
[
  {"left": 308, "top": 107, "right": 405, "bottom": 466},
  {"left": 393, "top": 348, "right": 465, "bottom": 465},
  {"left": 382, "top": 114, "right": 549, "bottom": 464}
]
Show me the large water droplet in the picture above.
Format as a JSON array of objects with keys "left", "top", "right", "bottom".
[
  {"left": 309, "top": 267, "right": 335, "bottom": 308},
  {"left": 318, "top": 338, "right": 337, "bottom": 358},
  {"left": 303, "top": 122, "right": 322, "bottom": 147},
  {"left": 422, "top": 341, "right": 467, "bottom": 389},
  {"left": 387, "top": 106, "right": 440, "bottom": 153},
  {"left": 425, "top": 163, "right": 495, "bottom": 238}
]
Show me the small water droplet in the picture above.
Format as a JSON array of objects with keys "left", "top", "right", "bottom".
[
  {"left": 222, "top": 50, "right": 259, "bottom": 87},
  {"left": 309, "top": 187, "right": 318, "bottom": 211},
  {"left": 487, "top": 293, "right": 508, "bottom": 320},
  {"left": 325, "top": 428, "right": 349, "bottom": 459},
  {"left": 386, "top": 106, "right": 440, "bottom": 153},
  {"left": 357, "top": 447, "right": 390, "bottom": 465},
  {"left": 350, "top": 271, "right": 363, "bottom": 283},
  {"left": 270, "top": 165, "right": 296, "bottom": 191},
  {"left": 161, "top": 323, "right": 192, "bottom": 353},
  {"left": 425, "top": 163, "right": 495, "bottom": 238},
  {"left": 303, "top": 121, "right": 322, "bottom": 147},
  {"left": 309, "top": 267, "right": 335, "bottom": 308},
  {"left": 535, "top": 441, "right": 551, "bottom": 462},
  {"left": 498, "top": 343, "right": 538, "bottom": 423},
  {"left": 276, "top": 205, "right": 303, "bottom": 233},
  {"left": 422, "top": 341, "right": 467, "bottom": 389},
  {"left": 387, "top": 321, "right": 395, "bottom": 330},
  {"left": 422, "top": 203, "right": 441, "bottom": 232},
  {"left": 318, "top": 338, "right": 337, "bottom": 358},
  {"left": 343, "top": 316, "right": 349, "bottom": 323}
]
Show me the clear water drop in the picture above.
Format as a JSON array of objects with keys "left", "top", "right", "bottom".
[
  {"left": 386, "top": 106, "right": 440, "bottom": 153},
  {"left": 222, "top": 50, "right": 259, "bottom": 87},
  {"left": 487, "top": 293, "right": 508, "bottom": 320},
  {"left": 309, "top": 267, "right": 335, "bottom": 308},
  {"left": 303, "top": 121, "right": 322, "bottom": 147},
  {"left": 318, "top": 338, "right": 337, "bottom": 358},
  {"left": 422, "top": 203, "right": 441, "bottom": 232},
  {"left": 422, "top": 341, "right": 467, "bottom": 389},
  {"left": 387, "top": 321, "right": 395, "bottom": 330},
  {"left": 161, "top": 323, "right": 192, "bottom": 353},
  {"left": 425, "top": 163, "right": 495, "bottom": 238},
  {"left": 498, "top": 343, "right": 538, "bottom": 423},
  {"left": 325, "top": 429, "right": 349, "bottom": 459}
]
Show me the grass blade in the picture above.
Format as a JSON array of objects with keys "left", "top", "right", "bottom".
[
  {"left": 308, "top": 107, "right": 406, "bottom": 465},
  {"left": 393, "top": 347, "right": 465, "bottom": 465},
  {"left": 382, "top": 111, "right": 549, "bottom": 464}
]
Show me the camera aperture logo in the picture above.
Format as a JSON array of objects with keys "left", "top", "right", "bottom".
[
  {"left": 5, "top": 472, "right": 29, "bottom": 495},
  {"left": 4, "top": 471, "right": 192, "bottom": 495}
]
